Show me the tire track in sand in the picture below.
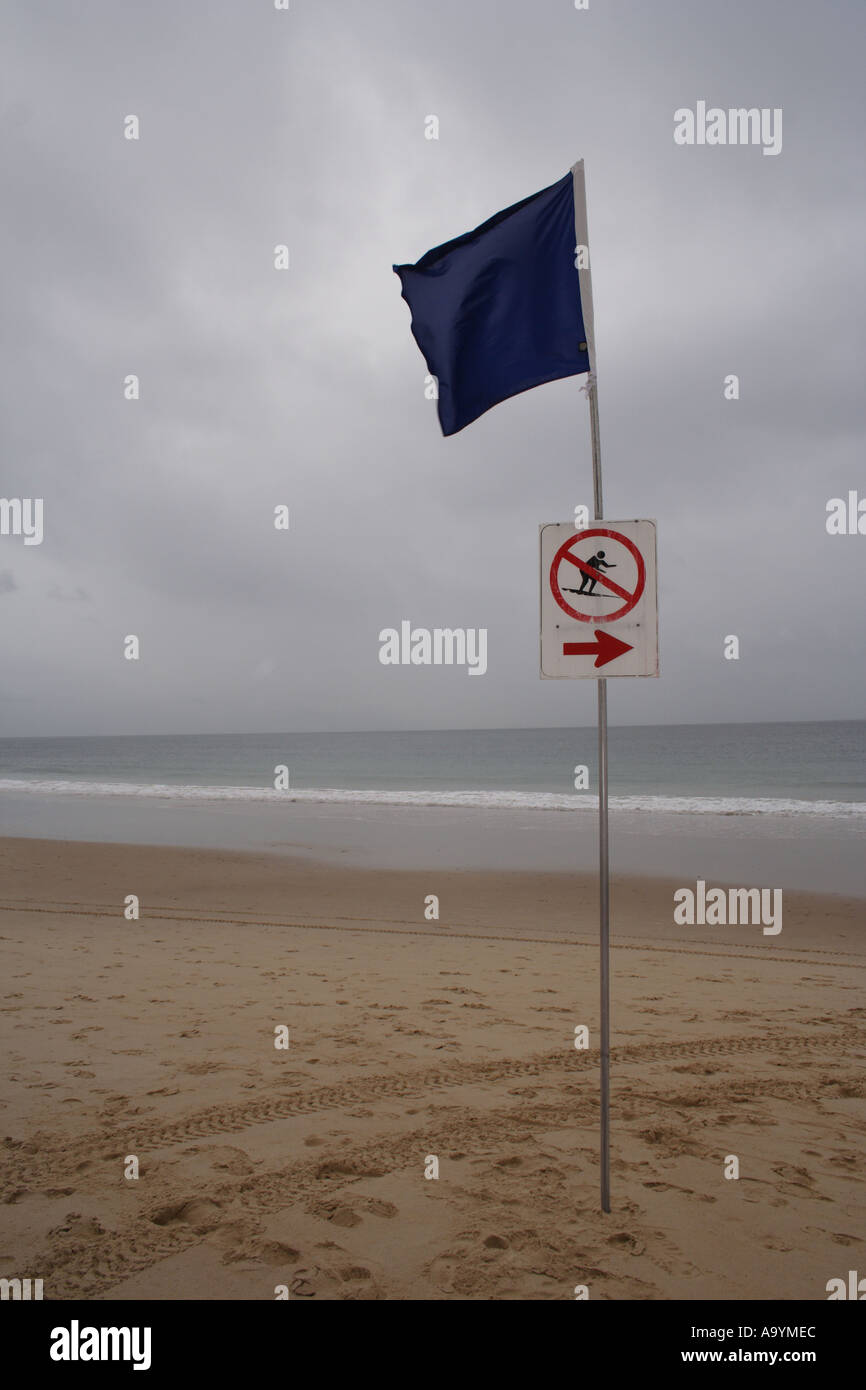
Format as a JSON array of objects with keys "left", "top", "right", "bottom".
[
  {"left": 31, "top": 1053, "right": 865, "bottom": 1302},
  {"left": 4, "top": 1023, "right": 863, "bottom": 1192},
  {"left": 2, "top": 900, "right": 864, "bottom": 965}
]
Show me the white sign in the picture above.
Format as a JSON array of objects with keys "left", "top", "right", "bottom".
[{"left": 540, "top": 520, "right": 658, "bottom": 679}]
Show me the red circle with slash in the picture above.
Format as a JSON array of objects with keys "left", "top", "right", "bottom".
[{"left": 550, "top": 527, "right": 645, "bottom": 624}]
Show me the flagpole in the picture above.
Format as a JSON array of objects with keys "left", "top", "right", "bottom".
[
  {"left": 590, "top": 379, "right": 611, "bottom": 1216},
  {"left": 572, "top": 159, "right": 611, "bottom": 1214}
]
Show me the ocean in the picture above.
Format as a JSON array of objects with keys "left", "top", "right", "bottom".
[
  {"left": 0, "top": 722, "right": 864, "bottom": 818},
  {"left": 1, "top": 723, "right": 864, "bottom": 892}
]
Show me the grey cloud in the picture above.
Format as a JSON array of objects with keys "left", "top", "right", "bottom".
[
  {"left": 46, "top": 584, "right": 91, "bottom": 602},
  {"left": 0, "top": 0, "right": 863, "bottom": 735}
]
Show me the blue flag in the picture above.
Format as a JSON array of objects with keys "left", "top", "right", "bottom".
[{"left": 393, "top": 165, "right": 593, "bottom": 436}]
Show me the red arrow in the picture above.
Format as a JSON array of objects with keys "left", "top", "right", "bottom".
[{"left": 563, "top": 629, "right": 633, "bottom": 668}]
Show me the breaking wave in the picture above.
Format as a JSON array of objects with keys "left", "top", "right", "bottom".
[{"left": 0, "top": 779, "right": 863, "bottom": 818}]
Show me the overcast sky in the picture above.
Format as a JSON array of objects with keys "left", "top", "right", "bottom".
[{"left": 1, "top": 0, "right": 864, "bottom": 736}]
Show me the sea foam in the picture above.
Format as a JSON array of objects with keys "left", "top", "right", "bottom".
[{"left": 0, "top": 778, "right": 863, "bottom": 818}]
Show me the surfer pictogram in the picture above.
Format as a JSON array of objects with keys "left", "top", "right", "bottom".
[{"left": 563, "top": 549, "right": 616, "bottom": 597}]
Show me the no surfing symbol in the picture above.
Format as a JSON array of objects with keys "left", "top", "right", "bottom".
[
  {"left": 550, "top": 527, "right": 646, "bottom": 625},
  {"left": 540, "top": 520, "right": 658, "bottom": 679}
]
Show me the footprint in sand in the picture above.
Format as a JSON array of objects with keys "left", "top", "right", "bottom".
[
  {"left": 249, "top": 1240, "right": 300, "bottom": 1265},
  {"left": 812, "top": 1229, "right": 863, "bottom": 1247},
  {"left": 322, "top": 1205, "right": 362, "bottom": 1228},
  {"left": 288, "top": 1260, "right": 357, "bottom": 1298},
  {"left": 49, "top": 1214, "right": 106, "bottom": 1240},
  {"left": 149, "top": 1198, "right": 223, "bottom": 1234},
  {"left": 210, "top": 1147, "right": 256, "bottom": 1176},
  {"left": 761, "top": 1235, "right": 793, "bottom": 1251},
  {"left": 606, "top": 1231, "right": 646, "bottom": 1256}
]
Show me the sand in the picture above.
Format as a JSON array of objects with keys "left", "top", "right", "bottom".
[{"left": 1, "top": 836, "right": 864, "bottom": 1301}]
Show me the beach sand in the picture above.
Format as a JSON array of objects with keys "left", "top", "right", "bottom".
[{"left": 1, "top": 836, "right": 864, "bottom": 1301}]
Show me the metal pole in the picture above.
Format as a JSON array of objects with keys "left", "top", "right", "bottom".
[
  {"left": 597, "top": 678, "right": 610, "bottom": 1213},
  {"left": 588, "top": 375, "right": 611, "bottom": 1214},
  {"left": 573, "top": 158, "right": 609, "bottom": 1212}
]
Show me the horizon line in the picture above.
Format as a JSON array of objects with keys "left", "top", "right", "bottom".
[{"left": 0, "top": 716, "right": 862, "bottom": 742}]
